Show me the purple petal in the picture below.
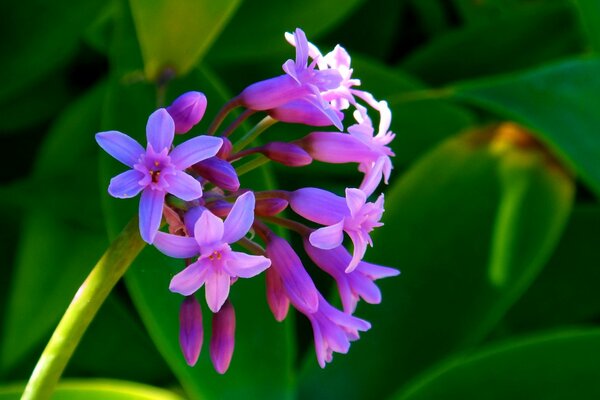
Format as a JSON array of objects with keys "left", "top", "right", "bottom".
[
  {"left": 204, "top": 268, "right": 231, "bottom": 313},
  {"left": 164, "top": 170, "right": 203, "bottom": 201},
  {"left": 303, "top": 94, "right": 343, "bottom": 131},
  {"left": 347, "top": 230, "right": 369, "bottom": 273},
  {"left": 96, "top": 131, "right": 144, "bottom": 167},
  {"left": 222, "top": 191, "right": 255, "bottom": 244},
  {"left": 108, "top": 169, "right": 144, "bottom": 198},
  {"left": 238, "top": 75, "right": 309, "bottom": 111},
  {"left": 224, "top": 251, "right": 271, "bottom": 278},
  {"left": 170, "top": 260, "right": 209, "bottom": 296},
  {"left": 153, "top": 232, "right": 198, "bottom": 258},
  {"left": 170, "top": 136, "right": 223, "bottom": 169},
  {"left": 210, "top": 300, "right": 235, "bottom": 374},
  {"left": 139, "top": 189, "right": 165, "bottom": 244},
  {"left": 310, "top": 220, "right": 344, "bottom": 250},
  {"left": 146, "top": 108, "right": 175, "bottom": 151},
  {"left": 299, "top": 132, "right": 376, "bottom": 163},
  {"left": 289, "top": 188, "right": 348, "bottom": 225},
  {"left": 194, "top": 210, "right": 225, "bottom": 250},
  {"left": 294, "top": 28, "right": 309, "bottom": 67},
  {"left": 179, "top": 296, "right": 203, "bottom": 366},
  {"left": 359, "top": 156, "right": 386, "bottom": 197},
  {"left": 345, "top": 188, "right": 367, "bottom": 218},
  {"left": 192, "top": 157, "right": 240, "bottom": 192},
  {"left": 166, "top": 91, "right": 207, "bottom": 134}
]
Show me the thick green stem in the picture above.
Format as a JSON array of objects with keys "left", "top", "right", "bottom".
[{"left": 22, "top": 217, "right": 145, "bottom": 400}]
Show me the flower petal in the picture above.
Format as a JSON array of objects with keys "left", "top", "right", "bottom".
[
  {"left": 289, "top": 188, "right": 347, "bottom": 225},
  {"left": 222, "top": 191, "right": 255, "bottom": 244},
  {"left": 224, "top": 251, "right": 271, "bottom": 278},
  {"left": 170, "top": 135, "right": 223, "bottom": 169},
  {"left": 170, "top": 260, "right": 209, "bottom": 296},
  {"left": 96, "top": 131, "right": 144, "bottom": 167},
  {"left": 146, "top": 108, "right": 175, "bottom": 151},
  {"left": 153, "top": 231, "right": 198, "bottom": 258},
  {"left": 345, "top": 188, "right": 367, "bottom": 218},
  {"left": 108, "top": 169, "right": 144, "bottom": 198},
  {"left": 346, "top": 230, "right": 369, "bottom": 273},
  {"left": 139, "top": 189, "right": 165, "bottom": 244},
  {"left": 205, "top": 268, "right": 231, "bottom": 313},
  {"left": 310, "top": 220, "right": 344, "bottom": 250},
  {"left": 194, "top": 210, "right": 225, "bottom": 249},
  {"left": 164, "top": 170, "right": 203, "bottom": 201}
]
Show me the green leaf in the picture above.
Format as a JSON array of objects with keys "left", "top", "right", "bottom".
[
  {"left": 574, "top": 0, "right": 600, "bottom": 52},
  {"left": 206, "top": 0, "right": 365, "bottom": 62},
  {"left": 0, "top": 0, "right": 105, "bottom": 102},
  {"left": 299, "top": 126, "right": 572, "bottom": 400},
  {"left": 454, "top": 57, "right": 600, "bottom": 197},
  {"left": 394, "top": 329, "right": 600, "bottom": 399},
  {"left": 402, "top": 2, "right": 583, "bottom": 85},
  {"left": 128, "top": 0, "right": 241, "bottom": 80},
  {"left": 0, "top": 379, "right": 184, "bottom": 400}
]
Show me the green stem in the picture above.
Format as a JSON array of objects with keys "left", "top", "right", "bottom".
[
  {"left": 235, "top": 155, "right": 271, "bottom": 177},
  {"left": 232, "top": 116, "right": 277, "bottom": 153},
  {"left": 22, "top": 217, "right": 145, "bottom": 400}
]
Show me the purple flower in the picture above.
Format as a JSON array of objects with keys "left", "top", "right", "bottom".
[
  {"left": 303, "top": 240, "right": 399, "bottom": 313},
  {"left": 238, "top": 28, "right": 343, "bottom": 130},
  {"left": 166, "top": 91, "right": 207, "bottom": 134},
  {"left": 179, "top": 296, "right": 203, "bottom": 366},
  {"left": 96, "top": 108, "right": 223, "bottom": 243},
  {"left": 268, "top": 98, "right": 344, "bottom": 127},
  {"left": 153, "top": 192, "right": 271, "bottom": 312},
  {"left": 289, "top": 187, "right": 385, "bottom": 272},
  {"left": 304, "top": 294, "right": 370, "bottom": 368},
  {"left": 210, "top": 300, "right": 236, "bottom": 374}
]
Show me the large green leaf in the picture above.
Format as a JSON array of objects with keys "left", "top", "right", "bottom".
[
  {"left": 575, "top": 0, "right": 600, "bottom": 52},
  {"left": 206, "top": 0, "right": 365, "bottom": 62},
  {"left": 401, "top": 2, "right": 583, "bottom": 85},
  {"left": 394, "top": 329, "right": 600, "bottom": 399},
  {"left": 0, "top": 379, "right": 184, "bottom": 400},
  {"left": 454, "top": 57, "right": 600, "bottom": 197},
  {"left": 299, "top": 125, "right": 574, "bottom": 400},
  {"left": 129, "top": 0, "right": 241, "bottom": 80},
  {"left": 0, "top": 0, "right": 104, "bottom": 103}
]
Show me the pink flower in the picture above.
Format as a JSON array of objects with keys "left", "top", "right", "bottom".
[
  {"left": 153, "top": 192, "right": 271, "bottom": 312},
  {"left": 289, "top": 187, "right": 385, "bottom": 272}
]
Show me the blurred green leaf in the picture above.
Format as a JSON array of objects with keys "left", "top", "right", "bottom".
[
  {"left": 402, "top": 2, "right": 583, "bottom": 85},
  {"left": 0, "top": 379, "right": 184, "bottom": 400},
  {"left": 299, "top": 126, "right": 571, "bottom": 399},
  {"left": 394, "top": 329, "right": 600, "bottom": 399},
  {"left": 207, "top": 0, "right": 365, "bottom": 62},
  {"left": 128, "top": 0, "right": 241, "bottom": 80},
  {"left": 451, "top": 0, "right": 535, "bottom": 24},
  {"left": 575, "top": 0, "right": 600, "bottom": 52},
  {"left": 454, "top": 57, "right": 600, "bottom": 198},
  {"left": 0, "top": 0, "right": 104, "bottom": 103}
]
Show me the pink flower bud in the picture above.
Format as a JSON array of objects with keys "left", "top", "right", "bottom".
[
  {"left": 210, "top": 300, "right": 236, "bottom": 374},
  {"left": 166, "top": 91, "right": 207, "bottom": 134},
  {"left": 261, "top": 142, "right": 312, "bottom": 166},
  {"left": 266, "top": 268, "right": 290, "bottom": 322},
  {"left": 179, "top": 296, "right": 203, "bottom": 366},
  {"left": 192, "top": 157, "right": 240, "bottom": 192},
  {"left": 216, "top": 137, "right": 233, "bottom": 159},
  {"left": 255, "top": 198, "right": 288, "bottom": 216}
]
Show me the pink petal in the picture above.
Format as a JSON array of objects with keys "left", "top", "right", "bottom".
[
  {"left": 153, "top": 232, "right": 198, "bottom": 258},
  {"left": 146, "top": 108, "right": 174, "bottom": 151},
  {"left": 309, "top": 220, "right": 344, "bottom": 249},
  {"left": 345, "top": 188, "right": 367, "bottom": 218},
  {"left": 210, "top": 300, "right": 235, "bottom": 374},
  {"left": 96, "top": 131, "right": 144, "bottom": 167},
  {"left": 299, "top": 132, "right": 375, "bottom": 163},
  {"left": 224, "top": 251, "right": 271, "bottom": 278},
  {"left": 266, "top": 268, "right": 290, "bottom": 322},
  {"left": 289, "top": 188, "right": 347, "bottom": 225},
  {"left": 170, "top": 260, "right": 209, "bottom": 296},
  {"left": 108, "top": 169, "right": 144, "bottom": 198},
  {"left": 204, "top": 268, "right": 231, "bottom": 313},
  {"left": 179, "top": 296, "right": 203, "bottom": 366},
  {"left": 194, "top": 210, "right": 225, "bottom": 250},
  {"left": 139, "top": 189, "right": 165, "bottom": 244},
  {"left": 163, "top": 170, "right": 203, "bottom": 201},
  {"left": 170, "top": 135, "right": 223, "bottom": 169},
  {"left": 222, "top": 191, "right": 255, "bottom": 244},
  {"left": 346, "top": 230, "right": 369, "bottom": 273},
  {"left": 359, "top": 157, "right": 386, "bottom": 197}
]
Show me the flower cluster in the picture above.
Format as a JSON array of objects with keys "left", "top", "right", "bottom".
[{"left": 97, "top": 28, "right": 398, "bottom": 373}]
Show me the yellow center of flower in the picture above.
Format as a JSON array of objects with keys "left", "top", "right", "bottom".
[{"left": 208, "top": 250, "right": 222, "bottom": 261}]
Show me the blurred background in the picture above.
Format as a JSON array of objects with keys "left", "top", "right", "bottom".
[{"left": 1, "top": 0, "right": 600, "bottom": 399}]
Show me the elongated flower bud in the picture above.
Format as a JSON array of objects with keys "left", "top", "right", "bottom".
[
  {"left": 261, "top": 142, "right": 312, "bottom": 166},
  {"left": 216, "top": 137, "right": 233, "bottom": 159},
  {"left": 255, "top": 198, "right": 288, "bottom": 216},
  {"left": 210, "top": 300, "right": 236, "bottom": 374},
  {"left": 192, "top": 157, "right": 240, "bottom": 191},
  {"left": 179, "top": 296, "right": 203, "bottom": 366},
  {"left": 166, "top": 91, "right": 207, "bottom": 134},
  {"left": 266, "top": 268, "right": 290, "bottom": 321}
]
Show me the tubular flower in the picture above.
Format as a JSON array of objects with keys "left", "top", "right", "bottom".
[{"left": 97, "top": 28, "right": 397, "bottom": 372}]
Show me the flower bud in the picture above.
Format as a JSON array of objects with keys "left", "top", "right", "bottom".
[
  {"left": 216, "top": 137, "right": 233, "bottom": 159},
  {"left": 268, "top": 98, "right": 344, "bottom": 127},
  {"left": 179, "top": 296, "right": 203, "bottom": 366},
  {"left": 266, "top": 268, "right": 290, "bottom": 321},
  {"left": 192, "top": 157, "right": 240, "bottom": 192},
  {"left": 210, "top": 300, "right": 236, "bottom": 374},
  {"left": 166, "top": 91, "right": 207, "bottom": 134},
  {"left": 255, "top": 198, "right": 288, "bottom": 216},
  {"left": 261, "top": 142, "right": 312, "bottom": 166}
]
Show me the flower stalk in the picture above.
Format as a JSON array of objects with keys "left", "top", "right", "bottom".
[{"left": 22, "top": 217, "right": 145, "bottom": 400}]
